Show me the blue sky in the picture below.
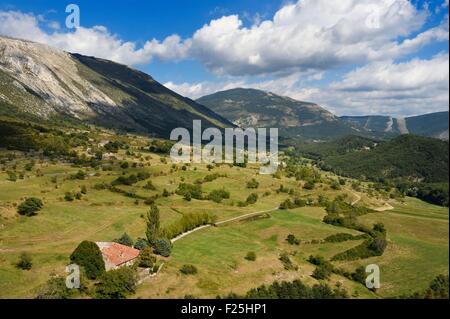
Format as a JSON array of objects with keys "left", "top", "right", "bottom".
[{"left": 0, "top": 0, "right": 448, "bottom": 116}]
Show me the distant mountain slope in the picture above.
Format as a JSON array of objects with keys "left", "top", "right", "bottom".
[
  {"left": 405, "top": 112, "right": 449, "bottom": 140},
  {"left": 0, "top": 36, "right": 232, "bottom": 137},
  {"left": 294, "top": 135, "right": 379, "bottom": 160},
  {"left": 315, "top": 135, "right": 449, "bottom": 183},
  {"left": 197, "top": 88, "right": 362, "bottom": 140},
  {"left": 341, "top": 112, "right": 449, "bottom": 140}
]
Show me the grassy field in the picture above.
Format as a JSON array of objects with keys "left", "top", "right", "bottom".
[{"left": 0, "top": 130, "right": 448, "bottom": 299}]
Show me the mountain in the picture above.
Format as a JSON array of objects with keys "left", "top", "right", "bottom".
[
  {"left": 312, "top": 135, "right": 449, "bottom": 183},
  {"left": 293, "top": 135, "right": 379, "bottom": 160},
  {"left": 341, "top": 112, "right": 449, "bottom": 140},
  {"left": 196, "top": 88, "right": 363, "bottom": 140},
  {"left": 0, "top": 36, "right": 232, "bottom": 138}
]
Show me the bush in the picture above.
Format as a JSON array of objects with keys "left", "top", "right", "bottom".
[
  {"left": 138, "top": 248, "right": 156, "bottom": 268},
  {"left": 286, "top": 234, "right": 300, "bottom": 245},
  {"left": 180, "top": 264, "right": 198, "bottom": 275},
  {"left": 154, "top": 238, "right": 172, "bottom": 257},
  {"left": 17, "top": 198, "right": 43, "bottom": 216},
  {"left": 242, "top": 280, "right": 348, "bottom": 299},
  {"left": 134, "top": 238, "right": 149, "bottom": 250},
  {"left": 70, "top": 241, "right": 105, "bottom": 279},
  {"left": 303, "top": 180, "right": 315, "bottom": 190},
  {"left": 207, "top": 189, "right": 230, "bottom": 203},
  {"left": 16, "top": 252, "right": 32, "bottom": 270},
  {"left": 324, "top": 233, "right": 365, "bottom": 243},
  {"left": 246, "top": 193, "right": 258, "bottom": 205},
  {"left": 176, "top": 183, "right": 202, "bottom": 200},
  {"left": 351, "top": 266, "right": 366, "bottom": 285},
  {"left": 143, "top": 181, "right": 156, "bottom": 190},
  {"left": 312, "top": 265, "right": 332, "bottom": 280},
  {"left": 64, "top": 192, "right": 74, "bottom": 202},
  {"left": 279, "top": 252, "right": 298, "bottom": 271},
  {"left": 161, "top": 213, "right": 216, "bottom": 239},
  {"left": 245, "top": 252, "right": 256, "bottom": 261},
  {"left": 7, "top": 171, "right": 17, "bottom": 182},
  {"left": 114, "top": 233, "right": 134, "bottom": 247},
  {"left": 246, "top": 178, "right": 259, "bottom": 189},
  {"left": 36, "top": 277, "right": 72, "bottom": 299},
  {"left": 95, "top": 267, "right": 137, "bottom": 299}
]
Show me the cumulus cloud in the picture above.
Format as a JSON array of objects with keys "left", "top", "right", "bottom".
[
  {"left": 187, "top": 0, "right": 445, "bottom": 76},
  {"left": 168, "top": 53, "right": 449, "bottom": 116},
  {"left": 1, "top": 1, "right": 448, "bottom": 116},
  {"left": 0, "top": 10, "right": 190, "bottom": 65},
  {"left": 1, "top": 0, "right": 447, "bottom": 74},
  {"left": 310, "top": 53, "right": 450, "bottom": 116}
]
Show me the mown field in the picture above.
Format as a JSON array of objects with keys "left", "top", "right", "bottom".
[{"left": 0, "top": 130, "right": 448, "bottom": 299}]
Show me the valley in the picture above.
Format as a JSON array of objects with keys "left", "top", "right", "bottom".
[
  {"left": 0, "top": 121, "right": 447, "bottom": 299},
  {"left": 0, "top": 35, "right": 448, "bottom": 300}
]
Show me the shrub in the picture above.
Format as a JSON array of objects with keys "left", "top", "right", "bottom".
[
  {"left": 17, "top": 198, "right": 43, "bottom": 216},
  {"left": 80, "top": 185, "right": 87, "bottom": 194},
  {"left": 245, "top": 252, "right": 256, "bottom": 261},
  {"left": 7, "top": 171, "right": 17, "bottom": 182},
  {"left": 246, "top": 193, "right": 258, "bottom": 205},
  {"left": 138, "top": 248, "right": 156, "bottom": 268},
  {"left": 180, "top": 264, "right": 198, "bottom": 275},
  {"left": 330, "top": 181, "right": 341, "bottom": 190},
  {"left": 72, "top": 170, "right": 86, "bottom": 180},
  {"left": 279, "top": 252, "right": 298, "bottom": 271},
  {"left": 369, "top": 237, "right": 387, "bottom": 255},
  {"left": 208, "top": 189, "right": 230, "bottom": 203},
  {"left": 176, "top": 183, "right": 202, "bottom": 200},
  {"left": 241, "top": 279, "right": 348, "bottom": 299},
  {"left": 36, "top": 277, "right": 72, "bottom": 299},
  {"left": 154, "top": 238, "right": 172, "bottom": 257},
  {"left": 303, "top": 180, "right": 315, "bottom": 190},
  {"left": 134, "top": 238, "right": 149, "bottom": 250},
  {"left": 161, "top": 213, "right": 215, "bottom": 239},
  {"left": 246, "top": 178, "right": 259, "bottom": 189},
  {"left": 70, "top": 241, "right": 105, "bottom": 279},
  {"left": 95, "top": 267, "right": 137, "bottom": 299},
  {"left": 312, "top": 265, "right": 332, "bottom": 280},
  {"left": 143, "top": 181, "right": 156, "bottom": 190},
  {"left": 324, "top": 233, "right": 364, "bottom": 243},
  {"left": 351, "top": 266, "right": 366, "bottom": 285},
  {"left": 114, "top": 233, "right": 134, "bottom": 247},
  {"left": 286, "top": 234, "right": 300, "bottom": 245},
  {"left": 162, "top": 189, "right": 170, "bottom": 197},
  {"left": 16, "top": 252, "right": 32, "bottom": 270},
  {"left": 64, "top": 192, "right": 74, "bottom": 202}
]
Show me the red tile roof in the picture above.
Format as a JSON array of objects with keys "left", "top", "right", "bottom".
[{"left": 99, "top": 242, "right": 140, "bottom": 267}]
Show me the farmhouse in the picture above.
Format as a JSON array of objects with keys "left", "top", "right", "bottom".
[{"left": 96, "top": 242, "right": 140, "bottom": 271}]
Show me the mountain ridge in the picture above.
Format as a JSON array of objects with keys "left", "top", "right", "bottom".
[
  {"left": 197, "top": 88, "right": 448, "bottom": 141},
  {"left": 197, "top": 88, "right": 364, "bottom": 140},
  {"left": 0, "top": 36, "right": 233, "bottom": 138}
]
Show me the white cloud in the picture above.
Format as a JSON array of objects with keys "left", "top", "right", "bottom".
[
  {"left": 187, "top": 0, "right": 443, "bottom": 76},
  {"left": 311, "top": 53, "right": 450, "bottom": 116},
  {"left": 1, "top": 1, "right": 447, "bottom": 75},
  {"left": 0, "top": 11, "right": 190, "bottom": 66},
  {"left": 168, "top": 54, "right": 449, "bottom": 117}
]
